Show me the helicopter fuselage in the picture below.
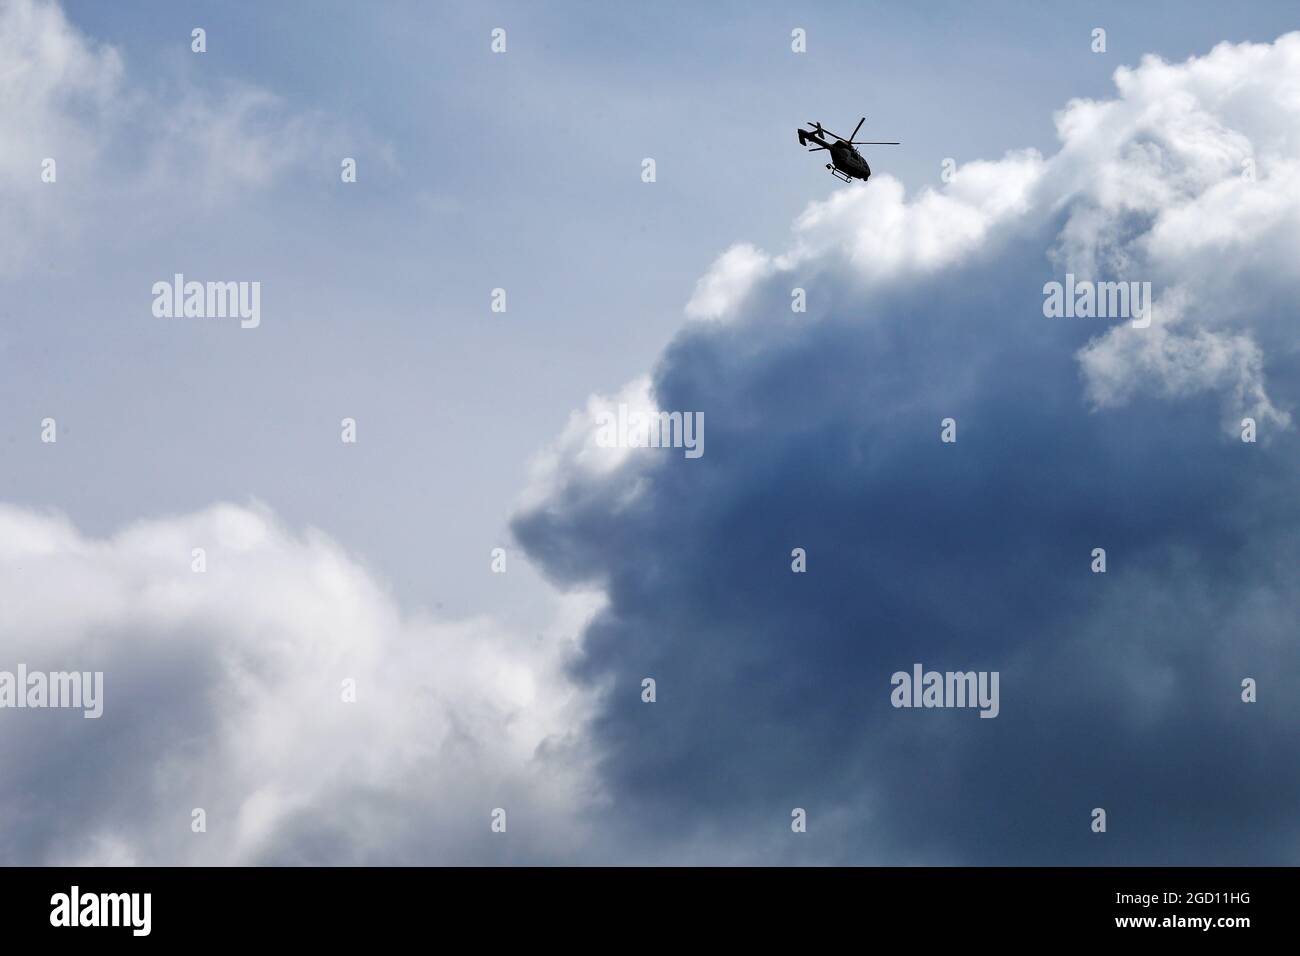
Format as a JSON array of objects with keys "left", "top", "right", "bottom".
[
  {"left": 829, "top": 141, "right": 872, "bottom": 181},
  {"left": 800, "top": 131, "right": 872, "bottom": 181}
]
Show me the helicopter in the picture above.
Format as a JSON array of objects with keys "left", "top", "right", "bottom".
[{"left": 797, "top": 116, "right": 899, "bottom": 183}]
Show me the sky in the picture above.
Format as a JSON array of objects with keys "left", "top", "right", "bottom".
[{"left": 1, "top": 0, "right": 1298, "bottom": 864}]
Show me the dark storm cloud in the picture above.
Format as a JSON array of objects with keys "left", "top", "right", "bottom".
[{"left": 514, "top": 37, "right": 1300, "bottom": 863}]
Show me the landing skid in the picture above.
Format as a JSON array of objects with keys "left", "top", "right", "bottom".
[{"left": 825, "top": 164, "right": 853, "bottom": 183}]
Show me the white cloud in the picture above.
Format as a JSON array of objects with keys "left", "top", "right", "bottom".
[
  {"left": 685, "top": 244, "right": 775, "bottom": 321},
  {"left": 0, "top": 0, "right": 122, "bottom": 265},
  {"left": 0, "top": 0, "right": 375, "bottom": 271},
  {"left": 518, "top": 374, "right": 664, "bottom": 511},
  {"left": 686, "top": 150, "right": 1047, "bottom": 324},
  {"left": 140, "top": 85, "right": 340, "bottom": 200},
  {"left": 1045, "top": 36, "right": 1300, "bottom": 428},
  {"left": 0, "top": 502, "right": 601, "bottom": 864},
  {"left": 0, "top": 0, "right": 123, "bottom": 169}
]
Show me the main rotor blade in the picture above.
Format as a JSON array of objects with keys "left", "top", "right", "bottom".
[
  {"left": 850, "top": 117, "right": 865, "bottom": 140},
  {"left": 851, "top": 141, "right": 900, "bottom": 145}
]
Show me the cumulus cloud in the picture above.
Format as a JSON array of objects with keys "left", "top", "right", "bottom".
[
  {"left": 516, "top": 34, "right": 1300, "bottom": 863},
  {"left": 685, "top": 150, "right": 1046, "bottom": 324},
  {"left": 0, "top": 502, "right": 601, "bottom": 864},
  {"left": 1048, "top": 37, "right": 1300, "bottom": 430},
  {"left": 517, "top": 374, "right": 671, "bottom": 517}
]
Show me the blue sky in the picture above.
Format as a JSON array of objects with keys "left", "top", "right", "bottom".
[
  {"left": 7, "top": 0, "right": 1297, "bottom": 620},
  {"left": 1, "top": 0, "right": 1298, "bottom": 864}
]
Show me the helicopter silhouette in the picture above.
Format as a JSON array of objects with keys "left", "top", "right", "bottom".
[{"left": 797, "top": 117, "right": 899, "bottom": 183}]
